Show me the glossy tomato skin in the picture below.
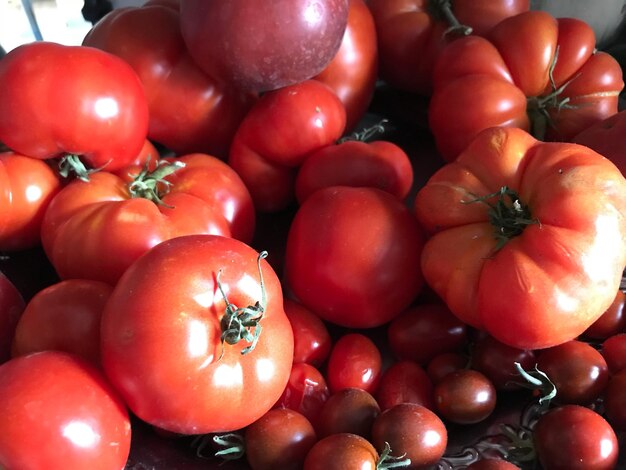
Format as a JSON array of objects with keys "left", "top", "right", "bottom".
[
  {"left": 0, "top": 152, "right": 62, "bottom": 251},
  {"left": 0, "top": 271, "right": 25, "bottom": 364},
  {"left": 583, "top": 289, "right": 626, "bottom": 340},
  {"left": 229, "top": 80, "right": 347, "bottom": 212},
  {"left": 414, "top": 127, "right": 626, "bottom": 350},
  {"left": 433, "top": 369, "right": 497, "bottom": 424},
  {"left": 284, "top": 298, "right": 332, "bottom": 367},
  {"left": 286, "top": 186, "right": 425, "bottom": 328},
  {"left": 601, "top": 333, "right": 626, "bottom": 374},
  {"left": 0, "top": 42, "right": 149, "bottom": 171},
  {"left": 316, "top": 387, "right": 380, "bottom": 439},
  {"left": 82, "top": 4, "right": 255, "bottom": 158},
  {"left": 375, "top": 360, "right": 435, "bottom": 412},
  {"left": 0, "top": 351, "right": 131, "bottom": 470},
  {"left": 41, "top": 153, "right": 255, "bottom": 285},
  {"left": 303, "top": 432, "right": 379, "bottom": 470},
  {"left": 429, "top": 11, "right": 624, "bottom": 161},
  {"left": 326, "top": 333, "right": 382, "bottom": 394},
  {"left": 368, "top": 0, "right": 530, "bottom": 95},
  {"left": 100, "top": 235, "right": 293, "bottom": 434},
  {"left": 604, "top": 368, "right": 626, "bottom": 431},
  {"left": 180, "top": 0, "right": 349, "bottom": 93},
  {"left": 11, "top": 279, "right": 113, "bottom": 365},
  {"left": 314, "top": 0, "right": 378, "bottom": 131}
]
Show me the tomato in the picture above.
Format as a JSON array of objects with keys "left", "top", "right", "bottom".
[
  {"left": 533, "top": 405, "right": 619, "bottom": 470},
  {"left": 41, "top": 153, "right": 255, "bottom": 285},
  {"left": 284, "top": 298, "right": 332, "bottom": 367},
  {"left": 601, "top": 333, "right": 626, "bottom": 374},
  {"left": 0, "top": 42, "right": 149, "bottom": 173},
  {"left": 303, "top": 433, "right": 379, "bottom": 470},
  {"left": 429, "top": 11, "right": 624, "bottom": 161},
  {"left": 286, "top": 186, "right": 425, "bottom": 328},
  {"left": 244, "top": 408, "right": 317, "bottom": 470},
  {"left": 82, "top": 3, "right": 256, "bottom": 158},
  {"left": 325, "top": 333, "right": 382, "bottom": 394},
  {"left": 573, "top": 109, "right": 626, "bottom": 177},
  {"left": 100, "top": 235, "right": 293, "bottom": 434},
  {"left": 316, "top": 387, "right": 380, "bottom": 439},
  {"left": 414, "top": 127, "right": 626, "bottom": 350},
  {"left": 604, "top": 367, "right": 626, "bottom": 432},
  {"left": 583, "top": 289, "right": 626, "bottom": 340},
  {"left": 0, "top": 152, "right": 62, "bottom": 251},
  {"left": 433, "top": 369, "right": 497, "bottom": 424},
  {"left": 314, "top": 0, "right": 378, "bottom": 131},
  {"left": 426, "top": 352, "right": 468, "bottom": 384},
  {"left": 371, "top": 403, "right": 447, "bottom": 468},
  {"left": 11, "top": 279, "right": 112, "bottom": 365},
  {"left": 294, "top": 139, "right": 414, "bottom": 204},
  {"left": 375, "top": 360, "right": 435, "bottom": 412},
  {"left": 229, "top": 80, "right": 347, "bottom": 212},
  {"left": 536, "top": 340, "right": 609, "bottom": 405},
  {"left": 0, "top": 351, "right": 131, "bottom": 470},
  {"left": 0, "top": 271, "right": 25, "bottom": 364},
  {"left": 387, "top": 303, "right": 468, "bottom": 365},
  {"left": 368, "top": 0, "right": 530, "bottom": 95},
  {"left": 467, "top": 459, "right": 521, "bottom": 470},
  {"left": 179, "top": 0, "right": 349, "bottom": 92}
]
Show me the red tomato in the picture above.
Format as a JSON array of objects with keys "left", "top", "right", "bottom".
[
  {"left": 100, "top": 235, "right": 293, "bottom": 434},
  {"left": 82, "top": 4, "right": 256, "bottom": 158},
  {"left": 286, "top": 186, "right": 425, "bottom": 328},
  {"left": 0, "top": 42, "right": 149, "bottom": 172},
  {"left": 295, "top": 139, "right": 414, "bottom": 204},
  {"left": 314, "top": 0, "right": 378, "bottom": 131},
  {"left": 368, "top": 0, "right": 530, "bottom": 95},
  {"left": 0, "top": 152, "right": 62, "bottom": 251},
  {"left": 414, "top": 127, "right": 626, "bottom": 350},
  {"left": 429, "top": 11, "right": 624, "bottom": 161},
  {"left": 303, "top": 433, "right": 379, "bottom": 470},
  {"left": 325, "top": 333, "right": 382, "bottom": 394},
  {"left": 11, "top": 279, "right": 113, "bottom": 365},
  {"left": 229, "top": 80, "right": 347, "bottom": 212},
  {"left": 284, "top": 298, "right": 332, "bottom": 367},
  {"left": 604, "top": 368, "right": 626, "bottom": 432},
  {"left": 573, "top": 109, "right": 626, "bottom": 177},
  {"left": 601, "top": 333, "right": 626, "bottom": 374},
  {"left": 41, "top": 153, "right": 255, "bottom": 284},
  {"left": 0, "top": 271, "right": 25, "bottom": 364},
  {"left": 0, "top": 351, "right": 131, "bottom": 470},
  {"left": 375, "top": 360, "right": 435, "bottom": 412},
  {"left": 583, "top": 289, "right": 626, "bottom": 340}
]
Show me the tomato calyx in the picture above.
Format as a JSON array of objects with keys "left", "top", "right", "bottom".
[
  {"left": 217, "top": 251, "right": 269, "bottom": 357},
  {"left": 463, "top": 186, "right": 539, "bottom": 250},
  {"left": 428, "top": 0, "right": 472, "bottom": 37},
  {"left": 128, "top": 159, "right": 185, "bottom": 206},
  {"left": 58, "top": 154, "right": 109, "bottom": 182},
  {"left": 513, "top": 362, "right": 557, "bottom": 409},
  {"left": 338, "top": 118, "right": 389, "bottom": 143},
  {"left": 191, "top": 432, "right": 245, "bottom": 461},
  {"left": 376, "top": 442, "right": 411, "bottom": 469}
]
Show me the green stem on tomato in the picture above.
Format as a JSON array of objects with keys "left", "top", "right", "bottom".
[
  {"left": 428, "top": 0, "right": 473, "bottom": 37},
  {"left": 127, "top": 159, "right": 185, "bottom": 207}
]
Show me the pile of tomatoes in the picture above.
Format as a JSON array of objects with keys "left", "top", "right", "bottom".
[{"left": 0, "top": 1, "right": 626, "bottom": 469}]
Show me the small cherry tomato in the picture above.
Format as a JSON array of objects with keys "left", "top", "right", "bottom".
[
  {"left": 583, "top": 289, "right": 626, "bottom": 340},
  {"left": 316, "top": 387, "right": 380, "bottom": 439},
  {"left": 434, "top": 369, "right": 497, "bottom": 424},
  {"left": 284, "top": 298, "right": 332, "bottom": 367},
  {"left": 601, "top": 333, "right": 626, "bottom": 374},
  {"left": 325, "top": 333, "right": 382, "bottom": 394},
  {"left": 375, "top": 360, "right": 435, "bottom": 412},
  {"left": 604, "top": 368, "right": 626, "bottom": 431},
  {"left": 303, "top": 433, "right": 379, "bottom": 470}
]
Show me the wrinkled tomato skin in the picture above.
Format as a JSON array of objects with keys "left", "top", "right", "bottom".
[
  {"left": 100, "top": 235, "right": 293, "bottom": 434},
  {"left": 0, "top": 272, "right": 25, "bottom": 365},
  {"left": 0, "top": 42, "right": 149, "bottom": 171}
]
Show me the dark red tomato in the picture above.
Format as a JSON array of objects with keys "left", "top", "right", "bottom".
[
  {"left": 0, "top": 42, "right": 149, "bottom": 172},
  {"left": 229, "top": 80, "right": 347, "bottom": 212},
  {"left": 285, "top": 186, "right": 425, "bottom": 328},
  {"left": 275, "top": 362, "right": 331, "bottom": 429},
  {"left": 601, "top": 333, "right": 626, "bottom": 374},
  {"left": 325, "top": 333, "right": 382, "bottom": 394},
  {"left": 584, "top": 289, "right": 626, "bottom": 340},
  {"left": 368, "top": 0, "right": 530, "bottom": 95},
  {"left": 11, "top": 279, "right": 112, "bottom": 365},
  {"left": 573, "top": 109, "right": 626, "bottom": 177},
  {"left": 0, "top": 271, "right": 25, "bottom": 364},
  {"left": 316, "top": 387, "right": 380, "bottom": 439},
  {"left": 371, "top": 403, "right": 447, "bottom": 469},
  {"left": 303, "top": 433, "right": 379, "bottom": 470},
  {"left": 100, "top": 235, "right": 294, "bottom": 434},
  {"left": 82, "top": 4, "right": 255, "bottom": 158},
  {"left": 284, "top": 298, "right": 332, "bottom": 367},
  {"left": 295, "top": 139, "right": 414, "bottom": 204},
  {"left": 471, "top": 335, "right": 536, "bottom": 391},
  {"left": 466, "top": 459, "right": 521, "bottom": 470},
  {"left": 426, "top": 352, "right": 468, "bottom": 384},
  {"left": 0, "top": 351, "right": 131, "bottom": 470},
  {"left": 434, "top": 369, "right": 496, "bottom": 424},
  {"left": 375, "top": 360, "right": 435, "bottom": 412},
  {"left": 0, "top": 152, "right": 62, "bottom": 251},
  {"left": 533, "top": 405, "right": 619, "bottom": 470},
  {"left": 604, "top": 368, "right": 626, "bottom": 431},
  {"left": 314, "top": 0, "right": 378, "bottom": 131},
  {"left": 179, "top": 0, "right": 349, "bottom": 92},
  {"left": 41, "top": 153, "right": 255, "bottom": 285},
  {"left": 387, "top": 303, "right": 468, "bottom": 365},
  {"left": 536, "top": 340, "right": 609, "bottom": 405},
  {"left": 244, "top": 408, "right": 317, "bottom": 470}
]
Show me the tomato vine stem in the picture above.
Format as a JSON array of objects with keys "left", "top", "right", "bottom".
[{"left": 127, "top": 159, "right": 185, "bottom": 206}]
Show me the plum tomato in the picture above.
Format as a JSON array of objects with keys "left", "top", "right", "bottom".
[{"left": 325, "top": 333, "right": 382, "bottom": 394}]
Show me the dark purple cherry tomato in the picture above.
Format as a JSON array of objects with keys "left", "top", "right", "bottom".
[
  {"left": 303, "top": 432, "right": 379, "bottom": 470},
  {"left": 426, "top": 352, "right": 468, "bottom": 384},
  {"left": 375, "top": 360, "right": 435, "bottom": 412},
  {"left": 584, "top": 290, "right": 626, "bottom": 340},
  {"left": 434, "top": 369, "right": 497, "bottom": 424},
  {"left": 601, "top": 333, "right": 626, "bottom": 374},
  {"left": 604, "top": 367, "right": 626, "bottom": 431},
  {"left": 316, "top": 387, "right": 380, "bottom": 439}
]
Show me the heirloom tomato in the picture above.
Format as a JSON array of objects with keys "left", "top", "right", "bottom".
[
  {"left": 0, "top": 271, "right": 25, "bottom": 364},
  {"left": 100, "top": 235, "right": 293, "bottom": 434},
  {"left": 573, "top": 109, "right": 626, "bottom": 177},
  {"left": 429, "top": 10, "right": 624, "bottom": 161},
  {"left": 41, "top": 153, "right": 255, "bottom": 285},
  {"left": 0, "top": 42, "right": 149, "bottom": 173},
  {"left": 0, "top": 152, "right": 62, "bottom": 251},
  {"left": 414, "top": 126, "right": 626, "bottom": 350},
  {"left": 368, "top": 0, "right": 529, "bottom": 95},
  {"left": 82, "top": 3, "right": 255, "bottom": 158}
]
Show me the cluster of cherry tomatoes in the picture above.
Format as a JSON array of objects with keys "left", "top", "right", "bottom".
[{"left": 0, "top": 0, "right": 626, "bottom": 469}]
